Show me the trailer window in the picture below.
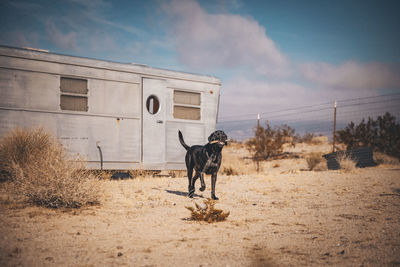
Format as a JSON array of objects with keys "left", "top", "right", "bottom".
[
  {"left": 60, "top": 77, "right": 88, "bottom": 112},
  {"left": 146, "top": 95, "right": 160, "bottom": 114},
  {"left": 173, "top": 90, "right": 201, "bottom": 120}
]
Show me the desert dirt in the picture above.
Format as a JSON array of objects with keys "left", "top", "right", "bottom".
[{"left": 1, "top": 143, "right": 400, "bottom": 266}]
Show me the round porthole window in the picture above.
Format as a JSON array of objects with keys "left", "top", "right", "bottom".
[{"left": 146, "top": 95, "right": 160, "bottom": 114}]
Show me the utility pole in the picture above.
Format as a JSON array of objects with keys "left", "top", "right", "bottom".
[
  {"left": 256, "top": 113, "right": 260, "bottom": 172},
  {"left": 332, "top": 101, "right": 337, "bottom": 153}
]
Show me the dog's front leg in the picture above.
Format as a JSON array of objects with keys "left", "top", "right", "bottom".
[
  {"left": 199, "top": 173, "right": 206, "bottom": 191},
  {"left": 211, "top": 173, "right": 219, "bottom": 200}
]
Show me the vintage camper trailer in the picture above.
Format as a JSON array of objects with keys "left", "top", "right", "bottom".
[{"left": 0, "top": 46, "right": 221, "bottom": 170}]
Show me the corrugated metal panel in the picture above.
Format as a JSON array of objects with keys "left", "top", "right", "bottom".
[
  {"left": 89, "top": 80, "right": 141, "bottom": 117},
  {"left": 0, "top": 46, "right": 221, "bottom": 85},
  {"left": 166, "top": 122, "right": 205, "bottom": 163},
  {"left": 323, "top": 147, "right": 375, "bottom": 170},
  {"left": 0, "top": 68, "right": 59, "bottom": 110},
  {"left": 0, "top": 46, "right": 221, "bottom": 170}
]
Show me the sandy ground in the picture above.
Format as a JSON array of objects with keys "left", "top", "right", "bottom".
[{"left": 1, "top": 145, "right": 400, "bottom": 266}]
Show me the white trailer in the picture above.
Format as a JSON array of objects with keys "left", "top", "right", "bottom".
[{"left": 0, "top": 46, "right": 221, "bottom": 170}]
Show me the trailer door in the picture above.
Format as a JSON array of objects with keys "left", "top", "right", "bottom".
[{"left": 142, "top": 78, "right": 166, "bottom": 169}]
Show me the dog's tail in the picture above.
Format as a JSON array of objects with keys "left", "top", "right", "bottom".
[{"left": 178, "top": 130, "right": 190, "bottom": 151}]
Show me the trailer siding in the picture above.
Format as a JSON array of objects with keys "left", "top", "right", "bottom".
[{"left": 0, "top": 46, "right": 221, "bottom": 170}]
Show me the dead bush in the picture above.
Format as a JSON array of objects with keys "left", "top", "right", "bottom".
[
  {"left": 0, "top": 128, "right": 53, "bottom": 181},
  {"left": 313, "top": 161, "right": 327, "bottom": 171},
  {"left": 336, "top": 152, "right": 357, "bottom": 172},
  {"left": 246, "top": 122, "right": 295, "bottom": 171},
  {"left": 222, "top": 166, "right": 238, "bottom": 176},
  {"left": 0, "top": 127, "right": 101, "bottom": 208},
  {"left": 186, "top": 198, "right": 230, "bottom": 223},
  {"left": 306, "top": 152, "right": 324, "bottom": 171},
  {"left": 310, "top": 135, "right": 328, "bottom": 145}
]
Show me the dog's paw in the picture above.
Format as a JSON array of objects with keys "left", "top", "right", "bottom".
[
  {"left": 188, "top": 190, "right": 195, "bottom": 198},
  {"left": 199, "top": 186, "right": 206, "bottom": 192},
  {"left": 211, "top": 195, "right": 219, "bottom": 200}
]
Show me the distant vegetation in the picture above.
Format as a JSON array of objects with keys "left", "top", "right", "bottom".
[
  {"left": 245, "top": 122, "right": 295, "bottom": 161},
  {"left": 337, "top": 112, "right": 400, "bottom": 159},
  {"left": 245, "top": 121, "right": 329, "bottom": 170},
  {"left": 306, "top": 152, "right": 326, "bottom": 171},
  {"left": 0, "top": 127, "right": 101, "bottom": 208}
]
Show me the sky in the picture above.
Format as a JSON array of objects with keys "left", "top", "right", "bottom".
[{"left": 1, "top": 0, "right": 400, "bottom": 132}]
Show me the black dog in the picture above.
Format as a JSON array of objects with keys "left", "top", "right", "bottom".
[{"left": 178, "top": 130, "right": 227, "bottom": 200}]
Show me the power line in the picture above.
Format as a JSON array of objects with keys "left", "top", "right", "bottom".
[
  {"left": 218, "top": 97, "right": 400, "bottom": 123},
  {"left": 336, "top": 92, "right": 400, "bottom": 103},
  {"left": 218, "top": 92, "right": 400, "bottom": 120}
]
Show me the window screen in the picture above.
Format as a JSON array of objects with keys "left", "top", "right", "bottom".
[
  {"left": 60, "top": 77, "right": 87, "bottom": 94},
  {"left": 60, "top": 77, "right": 88, "bottom": 112},
  {"left": 173, "top": 90, "right": 201, "bottom": 120},
  {"left": 174, "top": 106, "right": 201, "bottom": 120},
  {"left": 60, "top": 95, "right": 88, "bottom": 112},
  {"left": 174, "top": 90, "right": 201, "bottom": 105}
]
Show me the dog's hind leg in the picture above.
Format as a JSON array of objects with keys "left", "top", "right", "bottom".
[
  {"left": 187, "top": 167, "right": 194, "bottom": 197},
  {"left": 199, "top": 173, "right": 206, "bottom": 191},
  {"left": 188, "top": 171, "right": 200, "bottom": 198},
  {"left": 211, "top": 173, "right": 219, "bottom": 200}
]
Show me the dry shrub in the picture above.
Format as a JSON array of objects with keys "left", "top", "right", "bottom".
[
  {"left": 168, "top": 170, "right": 186, "bottom": 178},
  {"left": 0, "top": 128, "right": 53, "bottom": 181},
  {"left": 246, "top": 122, "right": 295, "bottom": 172},
  {"left": 310, "top": 135, "right": 328, "bottom": 145},
  {"left": 306, "top": 152, "right": 324, "bottom": 171},
  {"left": 373, "top": 152, "right": 400, "bottom": 165},
  {"left": 313, "top": 161, "right": 327, "bottom": 171},
  {"left": 0, "top": 127, "right": 101, "bottom": 208},
  {"left": 130, "top": 169, "right": 160, "bottom": 178},
  {"left": 186, "top": 198, "right": 230, "bottom": 223},
  {"left": 337, "top": 112, "right": 400, "bottom": 158},
  {"left": 336, "top": 152, "right": 357, "bottom": 172},
  {"left": 222, "top": 166, "right": 238, "bottom": 176}
]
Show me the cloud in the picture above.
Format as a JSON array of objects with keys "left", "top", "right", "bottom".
[
  {"left": 45, "top": 21, "right": 77, "bottom": 50},
  {"left": 219, "top": 77, "right": 313, "bottom": 118},
  {"left": 69, "top": 0, "right": 143, "bottom": 36},
  {"left": 299, "top": 61, "right": 400, "bottom": 90},
  {"left": 164, "top": 0, "right": 289, "bottom": 77},
  {"left": 8, "top": 31, "right": 39, "bottom": 48}
]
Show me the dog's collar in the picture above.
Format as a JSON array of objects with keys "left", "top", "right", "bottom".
[{"left": 209, "top": 140, "right": 219, "bottom": 144}]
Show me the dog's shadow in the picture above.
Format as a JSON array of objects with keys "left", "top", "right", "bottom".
[{"left": 165, "top": 189, "right": 204, "bottom": 198}]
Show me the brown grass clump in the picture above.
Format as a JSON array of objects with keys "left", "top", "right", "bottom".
[
  {"left": 310, "top": 135, "right": 328, "bottom": 145},
  {"left": 0, "top": 128, "right": 53, "bottom": 181},
  {"left": 373, "top": 152, "right": 400, "bottom": 166},
  {"left": 336, "top": 152, "right": 357, "bottom": 172},
  {"left": 306, "top": 152, "right": 324, "bottom": 171},
  {"left": 313, "top": 161, "right": 327, "bottom": 171},
  {"left": 0, "top": 127, "right": 101, "bottom": 208},
  {"left": 222, "top": 166, "right": 239, "bottom": 176},
  {"left": 186, "top": 198, "right": 230, "bottom": 223}
]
